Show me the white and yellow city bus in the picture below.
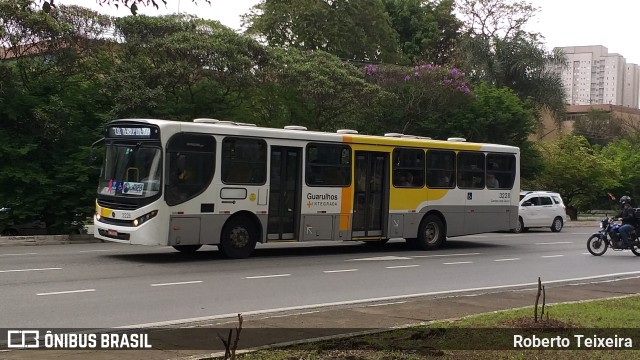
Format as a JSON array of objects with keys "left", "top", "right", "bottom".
[{"left": 94, "top": 118, "right": 519, "bottom": 258}]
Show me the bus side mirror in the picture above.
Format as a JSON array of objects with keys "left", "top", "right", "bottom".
[{"left": 90, "top": 138, "right": 104, "bottom": 163}]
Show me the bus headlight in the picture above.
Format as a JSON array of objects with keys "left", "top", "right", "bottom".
[{"left": 132, "top": 210, "right": 158, "bottom": 227}]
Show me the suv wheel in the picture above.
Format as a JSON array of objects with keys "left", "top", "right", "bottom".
[{"left": 551, "top": 217, "right": 563, "bottom": 232}]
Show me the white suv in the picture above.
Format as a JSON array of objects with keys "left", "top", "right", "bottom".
[{"left": 514, "top": 191, "right": 566, "bottom": 233}]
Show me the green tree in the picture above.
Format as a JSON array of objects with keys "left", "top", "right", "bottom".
[
  {"left": 458, "top": 33, "right": 566, "bottom": 120},
  {"left": 572, "top": 109, "right": 626, "bottom": 146},
  {"left": 382, "top": 0, "right": 461, "bottom": 65},
  {"left": 601, "top": 135, "right": 640, "bottom": 204},
  {"left": 104, "top": 14, "right": 271, "bottom": 121},
  {"left": 455, "top": 0, "right": 566, "bottom": 121},
  {"left": 532, "top": 135, "right": 619, "bottom": 220},
  {"left": 248, "top": 49, "right": 389, "bottom": 131},
  {"left": 243, "top": 0, "right": 400, "bottom": 63},
  {"left": 441, "top": 82, "right": 536, "bottom": 144},
  {"left": 0, "top": 3, "right": 113, "bottom": 233}
]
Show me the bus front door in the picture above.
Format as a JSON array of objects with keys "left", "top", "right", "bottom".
[
  {"left": 352, "top": 151, "right": 388, "bottom": 238},
  {"left": 267, "top": 146, "right": 301, "bottom": 240}
]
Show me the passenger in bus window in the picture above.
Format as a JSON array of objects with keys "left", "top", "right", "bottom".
[
  {"left": 177, "top": 155, "right": 196, "bottom": 184},
  {"left": 435, "top": 171, "right": 450, "bottom": 187},
  {"left": 178, "top": 168, "right": 194, "bottom": 183},
  {"left": 395, "top": 172, "right": 410, "bottom": 187},
  {"left": 487, "top": 173, "right": 500, "bottom": 189},
  {"left": 405, "top": 172, "right": 414, "bottom": 186}
]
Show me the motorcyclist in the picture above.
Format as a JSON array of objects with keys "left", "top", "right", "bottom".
[{"left": 616, "top": 195, "right": 637, "bottom": 248}]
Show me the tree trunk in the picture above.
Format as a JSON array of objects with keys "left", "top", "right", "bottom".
[{"left": 566, "top": 205, "right": 578, "bottom": 221}]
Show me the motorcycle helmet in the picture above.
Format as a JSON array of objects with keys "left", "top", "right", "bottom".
[{"left": 620, "top": 195, "right": 632, "bottom": 205}]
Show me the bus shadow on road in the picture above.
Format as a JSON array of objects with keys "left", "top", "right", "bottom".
[{"left": 104, "top": 239, "right": 504, "bottom": 263}]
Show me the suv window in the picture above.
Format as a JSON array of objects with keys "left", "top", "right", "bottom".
[
  {"left": 525, "top": 197, "right": 541, "bottom": 206},
  {"left": 551, "top": 196, "right": 561, "bottom": 204},
  {"left": 540, "top": 197, "right": 553, "bottom": 206}
]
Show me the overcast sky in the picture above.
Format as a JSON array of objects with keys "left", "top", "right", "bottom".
[{"left": 58, "top": 0, "right": 640, "bottom": 64}]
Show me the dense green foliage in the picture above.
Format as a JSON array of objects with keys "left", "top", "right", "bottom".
[
  {"left": 243, "top": 0, "right": 400, "bottom": 63},
  {"left": 1, "top": 0, "right": 629, "bottom": 232}
]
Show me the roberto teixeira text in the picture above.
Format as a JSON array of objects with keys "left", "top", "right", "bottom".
[
  {"left": 6, "top": 330, "right": 152, "bottom": 349},
  {"left": 514, "top": 334, "right": 633, "bottom": 349}
]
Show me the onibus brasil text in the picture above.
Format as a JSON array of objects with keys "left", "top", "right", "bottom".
[{"left": 7, "top": 330, "right": 152, "bottom": 349}]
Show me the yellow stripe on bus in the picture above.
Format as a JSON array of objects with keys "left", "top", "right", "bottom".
[
  {"left": 100, "top": 207, "right": 113, "bottom": 218},
  {"left": 340, "top": 186, "right": 353, "bottom": 231}
]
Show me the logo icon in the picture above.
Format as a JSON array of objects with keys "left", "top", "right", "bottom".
[{"left": 7, "top": 330, "right": 40, "bottom": 348}]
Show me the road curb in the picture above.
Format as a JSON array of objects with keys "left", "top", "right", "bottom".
[{"left": 0, "top": 234, "right": 103, "bottom": 247}]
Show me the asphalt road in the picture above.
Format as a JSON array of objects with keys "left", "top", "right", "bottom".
[{"left": 2, "top": 226, "right": 639, "bottom": 328}]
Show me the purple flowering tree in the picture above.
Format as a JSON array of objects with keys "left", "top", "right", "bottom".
[{"left": 364, "top": 63, "right": 473, "bottom": 136}]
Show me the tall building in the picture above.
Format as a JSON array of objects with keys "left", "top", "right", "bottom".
[{"left": 554, "top": 45, "right": 640, "bottom": 108}]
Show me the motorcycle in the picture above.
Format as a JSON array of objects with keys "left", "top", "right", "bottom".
[{"left": 587, "top": 217, "right": 640, "bottom": 256}]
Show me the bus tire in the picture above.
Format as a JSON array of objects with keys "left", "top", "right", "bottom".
[
  {"left": 173, "top": 245, "right": 202, "bottom": 253},
  {"left": 416, "top": 215, "right": 445, "bottom": 250},
  {"left": 218, "top": 217, "right": 257, "bottom": 259}
]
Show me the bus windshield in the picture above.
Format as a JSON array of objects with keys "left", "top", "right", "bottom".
[{"left": 98, "top": 144, "right": 162, "bottom": 198}]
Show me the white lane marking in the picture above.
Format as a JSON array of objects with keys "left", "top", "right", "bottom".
[
  {"left": 494, "top": 258, "right": 520, "bottom": 262},
  {"left": 79, "top": 249, "right": 117, "bottom": 253},
  {"left": 323, "top": 269, "right": 359, "bottom": 273},
  {"left": 0, "top": 252, "right": 39, "bottom": 257},
  {"left": 118, "top": 271, "right": 640, "bottom": 329},
  {"left": 582, "top": 253, "right": 591, "bottom": 255},
  {"left": 151, "top": 281, "right": 203, "bottom": 287},
  {"left": 536, "top": 242, "right": 573, "bottom": 245},
  {"left": 245, "top": 274, "right": 291, "bottom": 279},
  {"left": 385, "top": 265, "right": 420, "bottom": 269},
  {"left": 412, "top": 252, "right": 481, "bottom": 258},
  {"left": 462, "top": 235, "right": 487, "bottom": 238},
  {"left": 503, "top": 234, "right": 523, "bottom": 237},
  {"left": 542, "top": 255, "right": 565, "bottom": 258},
  {"left": 0, "top": 267, "right": 61, "bottom": 273},
  {"left": 368, "top": 301, "right": 407, "bottom": 307},
  {"left": 348, "top": 256, "right": 413, "bottom": 261},
  {"left": 37, "top": 289, "right": 95, "bottom": 296},
  {"left": 443, "top": 261, "right": 473, "bottom": 265}
]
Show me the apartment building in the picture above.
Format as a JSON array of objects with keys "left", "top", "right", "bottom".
[{"left": 554, "top": 45, "right": 640, "bottom": 108}]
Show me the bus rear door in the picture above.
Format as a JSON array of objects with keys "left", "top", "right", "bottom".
[
  {"left": 352, "top": 151, "right": 389, "bottom": 238},
  {"left": 267, "top": 146, "right": 302, "bottom": 240}
]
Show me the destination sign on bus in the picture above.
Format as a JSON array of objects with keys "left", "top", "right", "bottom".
[{"left": 108, "top": 126, "right": 153, "bottom": 138}]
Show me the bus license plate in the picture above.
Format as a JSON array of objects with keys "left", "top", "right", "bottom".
[{"left": 108, "top": 229, "right": 117, "bottom": 237}]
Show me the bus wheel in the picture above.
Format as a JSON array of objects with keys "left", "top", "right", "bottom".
[
  {"left": 416, "top": 215, "right": 445, "bottom": 250},
  {"left": 218, "top": 217, "right": 257, "bottom": 259},
  {"left": 173, "top": 245, "right": 202, "bottom": 253}
]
